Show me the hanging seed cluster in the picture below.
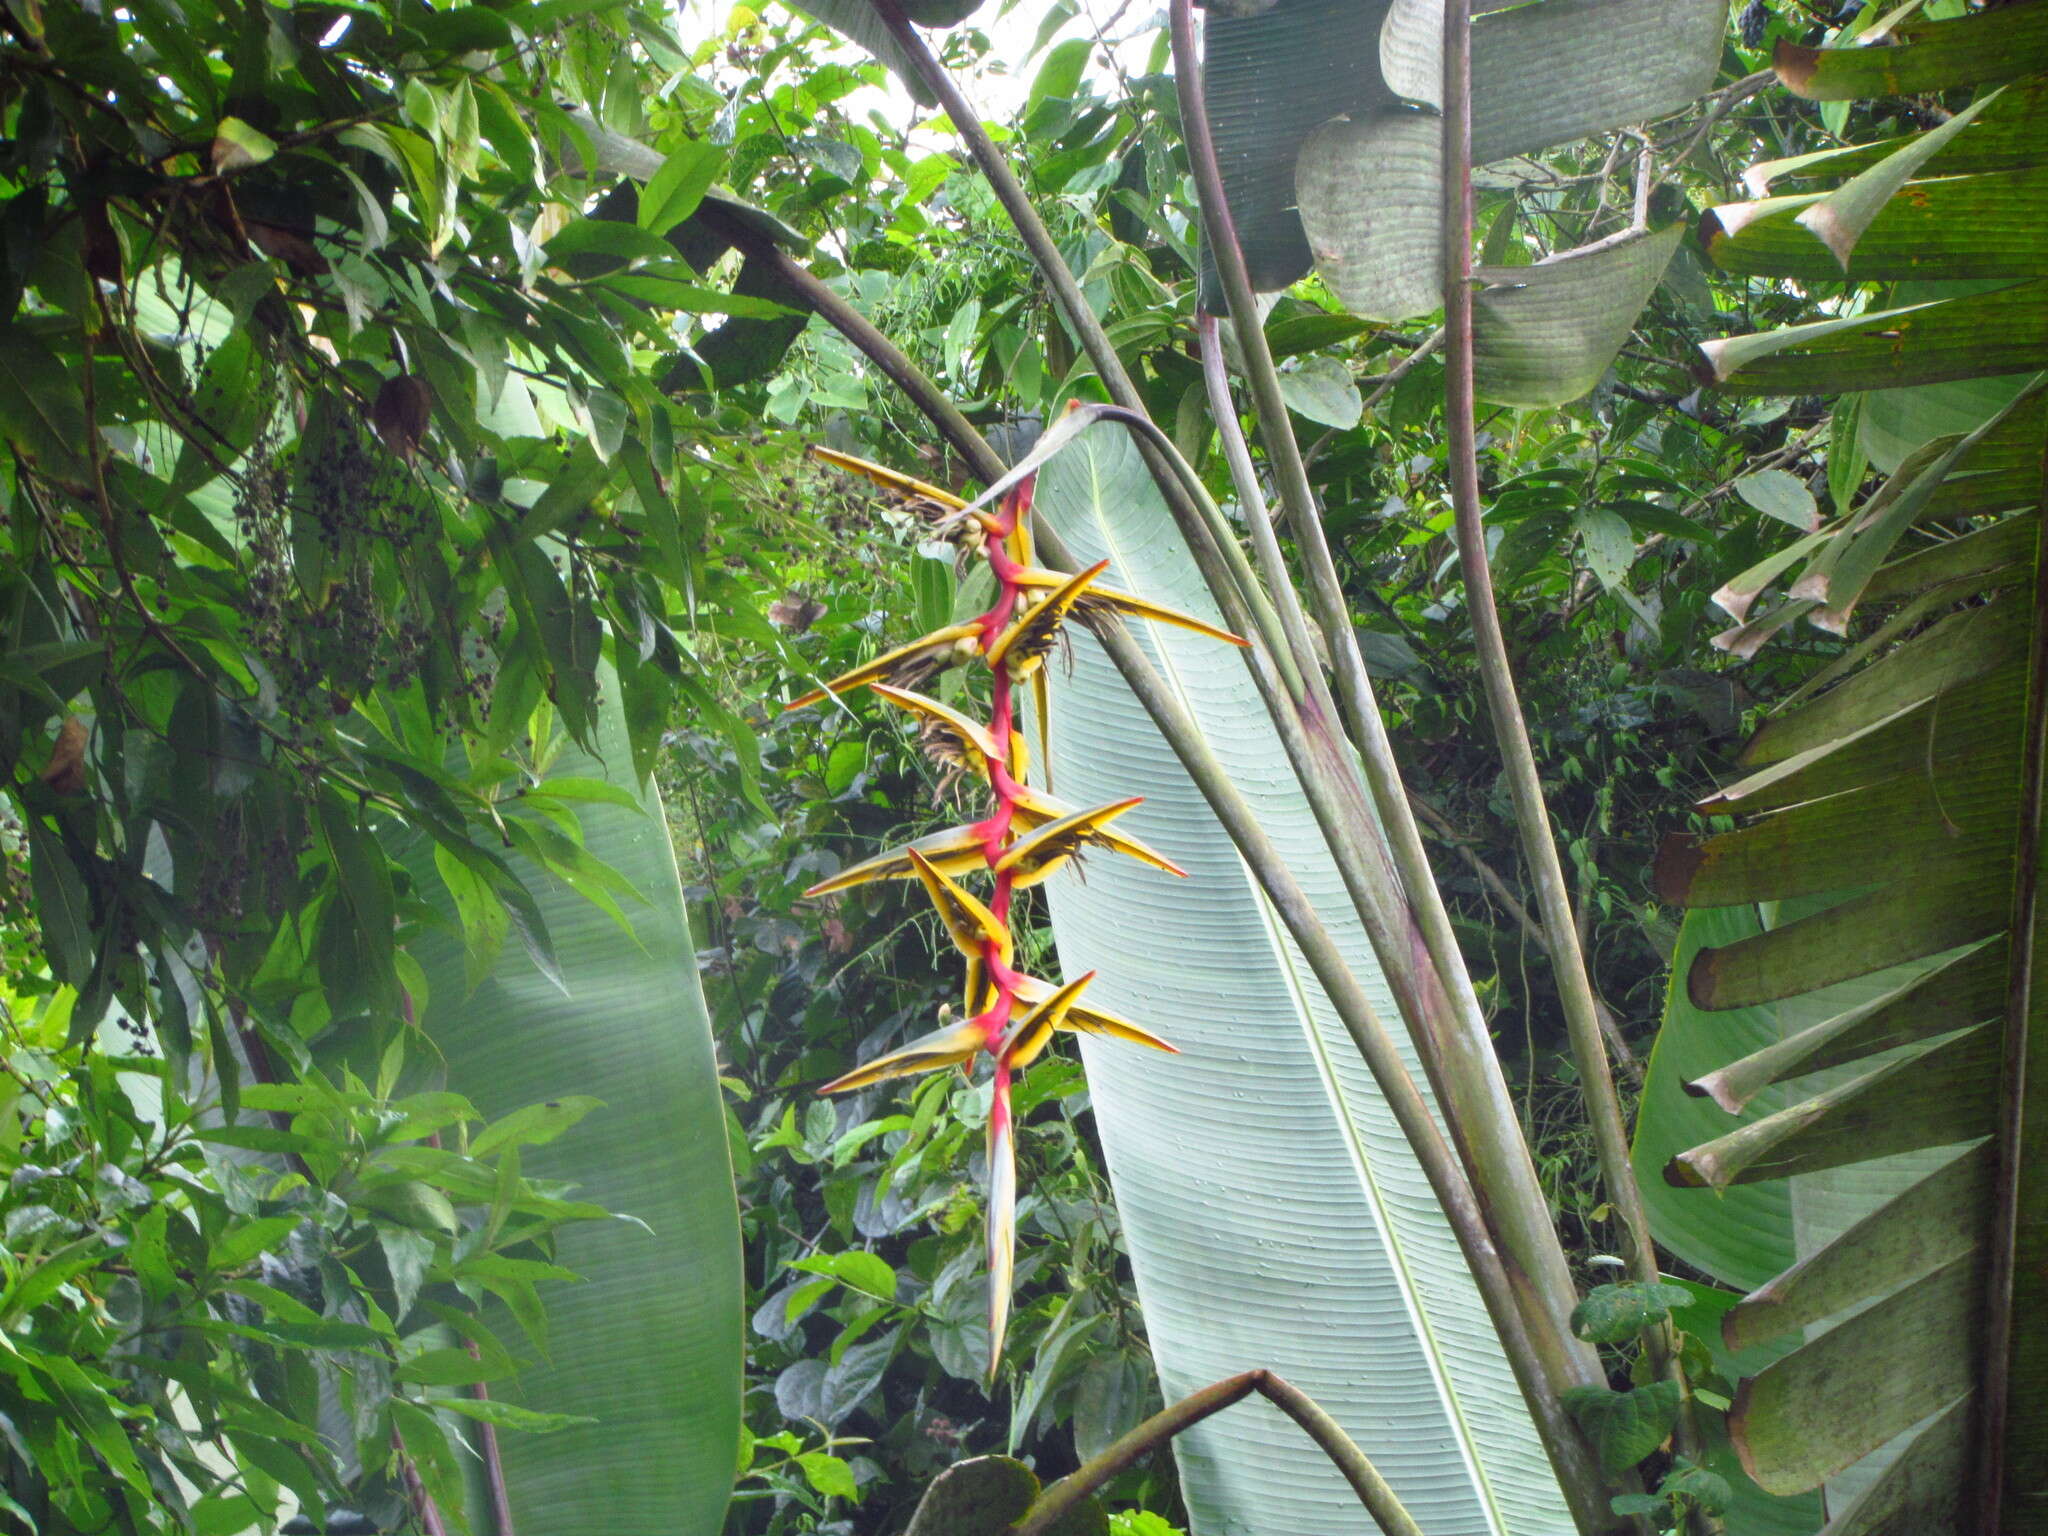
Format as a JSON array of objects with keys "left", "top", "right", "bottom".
[{"left": 793, "top": 448, "right": 1248, "bottom": 1373}]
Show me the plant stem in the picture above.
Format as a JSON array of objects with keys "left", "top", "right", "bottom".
[
  {"left": 467, "top": 1344, "right": 518, "bottom": 1536},
  {"left": 1169, "top": 0, "right": 1607, "bottom": 1432},
  {"left": 698, "top": 207, "right": 999, "bottom": 483},
  {"left": 869, "top": 0, "right": 1134, "bottom": 407},
  {"left": 396, "top": 1431, "right": 451, "bottom": 1536},
  {"left": 1013, "top": 1371, "right": 1424, "bottom": 1536},
  {"left": 1437, "top": 0, "right": 1704, "bottom": 1514},
  {"left": 863, "top": 0, "right": 1228, "bottom": 610}
]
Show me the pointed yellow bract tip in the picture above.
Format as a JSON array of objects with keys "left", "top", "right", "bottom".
[
  {"left": 906, "top": 847, "right": 1011, "bottom": 968},
  {"left": 808, "top": 444, "right": 966, "bottom": 510},
  {"left": 816, "top": 1016, "right": 984, "bottom": 1094}
]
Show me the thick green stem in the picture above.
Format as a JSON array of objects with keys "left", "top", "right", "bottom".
[
  {"left": 1014, "top": 1371, "right": 1424, "bottom": 1536},
  {"left": 1199, "top": 312, "right": 1326, "bottom": 697},
  {"left": 1436, "top": 0, "right": 1705, "bottom": 1517},
  {"left": 1170, "top": 0, "right": 1606, "bottom": 1433}
]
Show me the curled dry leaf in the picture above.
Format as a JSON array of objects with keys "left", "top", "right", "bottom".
[
  {"left": 40, "top": 717, "right": 88, "bottom": 795},
  {"left": 768, "top": 592, "right": 827, "bottom": 631},
  {"left": 371, "top": 374, "right": 431, "bottom": 457}
]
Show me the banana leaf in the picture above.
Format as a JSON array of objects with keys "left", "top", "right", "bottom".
[
  {"left": 1653, "top": 50, "right": 2048, "bottom": 1524},
  {"left": 1632, "top": 903, "right": 1964, "bottom": 1522},
  {"left": 1294, "top": 108, "right": 1442, "bottom": 322},
  {"left": 410, "top": 693, "right": 743, "bottom": 1536},
  {"left": 1032, "top": 422, "right": 1569, "bottom": 1536},
  {"left": 1470, "top": 225, "right": 1684, "bottom": 407},
  {"left": 1654, "top": 539, "right": 2043, "bottom": 1514}
]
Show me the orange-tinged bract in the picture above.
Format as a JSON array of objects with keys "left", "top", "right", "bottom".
[{"left": 793, "top": 444, "right": 1245, "bottom": 1376}]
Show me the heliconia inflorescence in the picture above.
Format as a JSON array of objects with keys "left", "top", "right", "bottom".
[{"left": 791, "top": 442, "right": 1249, "bottom": 1376}]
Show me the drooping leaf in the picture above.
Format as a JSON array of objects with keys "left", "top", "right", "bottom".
[
  {"left": 1294, "top": 109, "right": 1441, "bottom": 323},
  {"left": 1471, "top": 224, "right": 1685, "bottom": 407},
  {"left": 1200, "top": 0, "right": 1397, "bottom": 298}
]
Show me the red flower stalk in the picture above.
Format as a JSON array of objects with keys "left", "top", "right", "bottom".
[{"left": 794, "top": 449, "right": 1247, "bottom": 1376}]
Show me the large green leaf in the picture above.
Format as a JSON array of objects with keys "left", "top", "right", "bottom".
[
  {"left": 1632, "top": 907, "right": 1798, "bottom": 1295},
  {"left": 1658, "top": 54, "right": 2048, "bottom": 1521},
  {"left": 1740, "top": 76, "right": 2048, "bottom": 197},
  {"left": 1033, "top": 423, "right": 1569, "bottom": 1536},
  {"left": 1703, "top": 167, "right": 2048, "bottom": 284},
  {"left": 1701, "top": 277, "right": 2048, "bottom": 394},
  {"left": 1634, "top": 903, "right": 1964, "bottom": 1522},
  {"left": 1655, "top": 480, "right": 2045, "bottom": 1520},
  {"left": 412, "top": 694, "right": 743, "bottom": 1536},
  {"left": 1379, "top": 0, "right": 1721, "bottom": 157}
]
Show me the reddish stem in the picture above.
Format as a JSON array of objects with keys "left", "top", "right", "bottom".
[{"left": 969, "top": 483, "right": 1036, "bottom": 1045}]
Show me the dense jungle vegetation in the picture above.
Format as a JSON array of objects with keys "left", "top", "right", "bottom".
[{"left": 2, "top": 0, "right": 2042, "bottom": 1534}]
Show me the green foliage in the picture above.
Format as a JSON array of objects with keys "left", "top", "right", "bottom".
[
  {"left": 0, "top": 0, "right": 771, "bottom": 1530},
  {"left": 1611, "top": 1455, "right": 1733, "bottom": 1531},
  {"left": 1560, "top": 1380, "right": 1684, "bottom": 1478},
  {"left": 0, "top": 994, "right": 605, "bottom": 1536},
  {"left": 1568, "top": 1281, "right": 1693, "bottom": 1346},
  {"left": 3, "top": 0, "right": 2003, "bottom": 1530}
]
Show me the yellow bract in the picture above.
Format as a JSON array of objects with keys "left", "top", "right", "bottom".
[
  {"left": 995, "top": 797, "right": 1155, "bottom": 890},
  {"left": 785, "top": 622, "right": 983, "bottom": 711},
  {"left": 1000, "top": 970, "right": 1097, "bottom": 1071},
  {"left": 905, "top": 848, "right": 1011, "bottom": 969},
  {"left": 815, "top": 1017, "right": 983, "bottom": 1095},
  {"left": 808, "top": 445, "right": 965, "bottom": 511},
  {"left": 985, "top": 560, "right": 1109, "bottom": 681},
  {"left": 803, "top": 790, "right": 1183, "bottom": 897},
  {"left": 1009, "top": 565, "right": 1249, "bottom": 649},
  {"left": 868, "top": 683, "right": 1009, "bottom": 780}
]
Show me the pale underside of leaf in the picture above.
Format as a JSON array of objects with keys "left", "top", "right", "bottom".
[
  {"left": 1295, "top": 109, "right": 1443, "bottom": 323},
  {"left": 1202, "top": 0, "right": 1397, "bottom": 297},
  {"left": 1471, "top": 224, "right": 1684, "bottom": 407},
  {"left": 1469, "top": 0, "right": 1723, "bottom": 163},
  {"left": 408, "top": 686, "right": 742, "bottom": 1536}
]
